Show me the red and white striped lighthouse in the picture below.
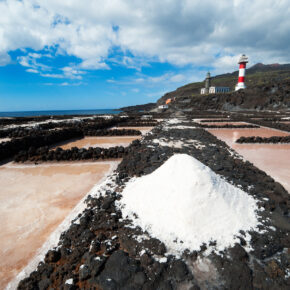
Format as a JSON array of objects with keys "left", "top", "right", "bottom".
[{"left": 235, "top": 54, "right": 248, "bottom": 91}]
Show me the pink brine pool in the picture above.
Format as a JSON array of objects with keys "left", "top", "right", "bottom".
[
  {"left": 55, "top": 136, "right": 141, "bottom": 150},
  {"left": 0, "top": 161, "right": 119, "bottom": 288},
  {"left": 207, "top": 127, "right": 290, "bottom": 192}
]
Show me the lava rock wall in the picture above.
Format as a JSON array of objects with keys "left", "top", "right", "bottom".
[{"left": 236, "top": 135, "right": 290, "bottom": 143}]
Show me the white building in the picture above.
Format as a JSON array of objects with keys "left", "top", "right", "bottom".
[
  {"left": 201, "top": 86, "right": 230, "bottom": 94},
  {"left": 209, "top": 86, "right": 230, "bottom": 94},
  {"left": 200, "top": 72, "right": 230, "bottom": 94},
  {"left": 158, "top": 105, "right": 168, "bottom": 109},
  {"left": 141, "top": 115, "right": 153, "bottom": 120}
]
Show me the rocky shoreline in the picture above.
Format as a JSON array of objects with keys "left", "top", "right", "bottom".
[{"left": 15, "top": 115, "right": 290, "bottom": 290}]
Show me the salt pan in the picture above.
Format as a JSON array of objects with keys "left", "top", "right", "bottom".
[{"left": 119, "top": 154, "right": 260, "bottom": 256}]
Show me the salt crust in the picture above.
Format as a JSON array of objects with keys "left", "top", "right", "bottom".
[
  {"left": 65, "top": 278, "right": 73, "bottom": 285},
  {"left": 118, "top": 154, "right": 260, "bottom": 257},
  {"left": 2, "top": 115, "right": 98, "bottom": 130},
  {"left": 152, "top": 138, "right": 205, "bottom": 149},
  {"left": 163, "top": 119, "right": 195, "bottom": 130},
  {"left": 165, "top": 118, "right": 186, "bottom": 124},
  {"left": 164, "top": 125, "right": 197, "bottom": 130},
  {"left": 153, "top": 139, "right": 183, "bottom": 149}
]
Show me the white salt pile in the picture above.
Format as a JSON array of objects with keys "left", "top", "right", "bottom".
[{"left": 118, "top": 154, "right": 260, "bottom": 256}]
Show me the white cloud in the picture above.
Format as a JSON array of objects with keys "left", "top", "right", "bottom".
[
  {"left": 169, "top": 74, "right": 187, "bottom": 83},
  {"left": 61, "top": 66, "right": 85, "bottom": 79},
  {"left": 26, "top": 68, "right": 39, "bottom": 73},
  {"left": 44, "top": 81, "right": 84, "bottom": 86},
  {"left": 106, "top": 70, "right": 205, "bottom": 87},
  {"left": 0, "top": 52, "right": 11, "bottom": 66},
  {"left": 17, "top": 53, "right": 52, "bottom": 75},
  {"left": 0, "top": 0, "right": 289, "bottom": 75},
  {"left": 146, "top": 73, "right": 191, "bottom": 84},
  {"left": 40, "top": 73, "right": 64, "bottom": 79},
  {"left": 212, "top": 55, "right": 239, "bottom": 75}
]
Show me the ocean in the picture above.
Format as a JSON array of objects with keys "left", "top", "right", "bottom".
[{"left": 0, "top": 109, "right": 121, "bottom": 118}]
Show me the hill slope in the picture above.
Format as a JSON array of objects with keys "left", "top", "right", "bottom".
[{"left": 157, "top": 63, "right": 290, "bottom": 111}]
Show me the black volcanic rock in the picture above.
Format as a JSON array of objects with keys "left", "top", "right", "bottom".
[
  {"left": 236, "top": 135, "right": 290, "bottom": 143},
  {"left": 44, "top": 250, "right": 61, "bottom": 263},
  {"left": 17, "top": 115, "right": 290, "bottom": 290},
  {"left": 0, "top": 128, "right": 83, "bottom": 162}
]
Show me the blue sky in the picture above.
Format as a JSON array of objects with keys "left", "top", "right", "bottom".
[
  {"left": 0, "top": 48, "right": 208, "bottom": 111},
  {"left": 0, "top": 0, "right": 289, "bottom": 112}
]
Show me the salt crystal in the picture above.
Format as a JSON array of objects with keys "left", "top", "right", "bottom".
[
  {"left": 159, "top": 257, "right": 167, "bottom": 263},
  {"left": 118, "top": 154, "right": 260, "bottom": 256},
  {"left": 65, "top": 278, "right": 73, "bottom": 285}
]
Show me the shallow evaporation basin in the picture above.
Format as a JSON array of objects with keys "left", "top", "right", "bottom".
[
  {"left": 55, "top": 136, "right": 142, "bottom": 150},
  {"left": 0, "top": 160, "right": 119, "bottom": 288},
  {"left": 206, "top": 126, "right": 290, "bottom": 192}
]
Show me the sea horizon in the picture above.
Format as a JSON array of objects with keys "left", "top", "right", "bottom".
[{"left": 0, "top": 109, "right": 121, "bottom": 118}]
